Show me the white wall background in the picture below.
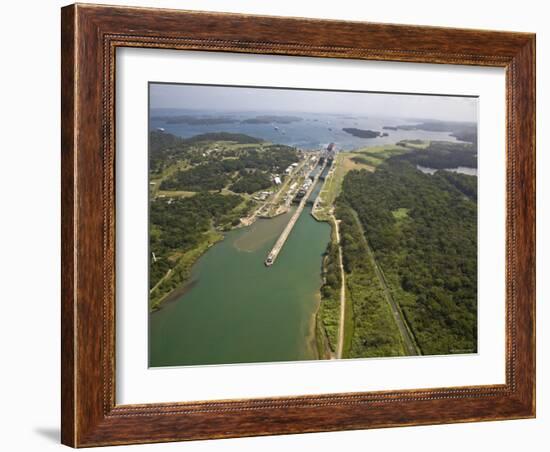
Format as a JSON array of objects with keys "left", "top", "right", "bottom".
[{"left": 0, "top": 1, "right": 546, "bottom": 450}]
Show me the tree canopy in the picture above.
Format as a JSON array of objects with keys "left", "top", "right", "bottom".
[{"left": 339, "top": 158, "right": 477, "bottom": 355}]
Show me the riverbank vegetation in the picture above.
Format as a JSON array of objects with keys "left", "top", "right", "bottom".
[
  {"left": 149, "top": 192, "right": 248, "bottom": 310},
  {"left": 319, "top": 234, "right": 342, "bottom": 351},
  {"left": 335, "top": 202, "right": 406, "bottom": 357}
]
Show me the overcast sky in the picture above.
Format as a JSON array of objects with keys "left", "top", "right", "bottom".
[{"left": 150, "top": 83, "right": 477, "bottom": 122}]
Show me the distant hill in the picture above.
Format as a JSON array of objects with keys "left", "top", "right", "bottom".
[
  {"left": 184, "top": 132, "right": 264, "bottom": 144},
  {"left": 150, "top": 130, "right": 187, "bottom": 154},
  {"left": 149, "top": 131, "right": 265, "bottom": 174},
  {"left": 150, "top": 130, "right": 264, "bottom": 152},
  {"left": 387, "top": 120, "right": 477, "bottom": 144}
]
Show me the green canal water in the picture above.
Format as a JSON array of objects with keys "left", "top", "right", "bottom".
[{"left": 149, "top": 180, "right": 331, "bottom": 367}]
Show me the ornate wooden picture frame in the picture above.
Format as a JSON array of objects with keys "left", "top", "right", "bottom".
[{"left": 61, "top": 3, "right": 535, "bottom": 447}]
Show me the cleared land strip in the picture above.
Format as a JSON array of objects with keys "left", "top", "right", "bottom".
[
  {"left": 349, "top": 209, "right": 421, "bottom": 356},
  {"left": 332, "top": 216, "right": 347, "bottom": 359}
]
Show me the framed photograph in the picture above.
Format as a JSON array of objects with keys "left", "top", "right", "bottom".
[{"left": 61, "top": 3, "right": 535, "bottom": 447}]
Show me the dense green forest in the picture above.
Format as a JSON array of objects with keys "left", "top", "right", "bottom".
[
  {"left": 339, "top": 159, "right": 477, "bottom": 355},
  {"left": 149, "top": 131, "right": 188, "bottom": 173},
  {"left": 395, "top": 140, "right": 477, "bottom": 169},
  {"left": 150, "top": 193, "right": 243, "bottom": 287},
  {"left": 150, "top": 130, "right": 187, "bottom": 153},
  {"left": 230, "top": 170, "right": 272, "bottom": 194},
  {"left": 438, "top": 171, "right": 478, "bottom": 201}
]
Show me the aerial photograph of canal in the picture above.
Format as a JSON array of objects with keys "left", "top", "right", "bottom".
[{"left": 148, "top": 83, "right": 479, "bottom": 367}]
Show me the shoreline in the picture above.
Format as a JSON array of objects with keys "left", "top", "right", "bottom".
[
  {"left": 309, "top": 161, "right": 341, "bottom": 358},
  {"left": 149, "top": 204, "right": 295, "bottom": 312},
  {"left": 312, "top": 214, "right": 337, "bottom": 357},
  {"left": 315, "top": 218, "right": 342, "bottom": 355},
  {"left": 149, "top": 147, "right": 318, "bottom": 312},
  {"left": 151, "top": 194, "right": 333, "bottom": 364},
  {"left": 150, "top": 157, "right": 340, "bottom": 361},
  {"left": 150, "top": 152, "right": 339, "bottom": 356},
  {"left": 149, "top": 231, "right": 224, "bottom": 312}
]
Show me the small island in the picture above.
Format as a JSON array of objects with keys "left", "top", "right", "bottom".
[{"left": 342, "top": 128, "right": 383, "bottom": 138}]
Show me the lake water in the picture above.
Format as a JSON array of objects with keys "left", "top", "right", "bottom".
[
  {"left": 416, "top": 165, "right": 478, "bottom": 176},
  {"left": 150, "top": 179, "right": 331, "bottom": 367},
  {"left": 149, "top": 110, "right": 463, "bottom": 150}
]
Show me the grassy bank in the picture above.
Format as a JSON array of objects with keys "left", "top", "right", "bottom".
[
  {"left": 315, "top": 311, "right": 333, "bottom": 359},
  {"left": 317, "top": 221, "right": 342, "bottom": 353},
  {"left": 336, "top": 203, "right": 407, "bottom": 358}
]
